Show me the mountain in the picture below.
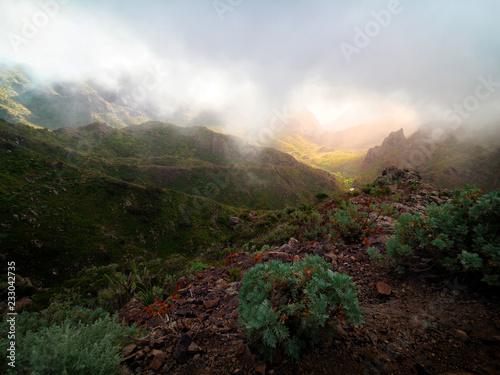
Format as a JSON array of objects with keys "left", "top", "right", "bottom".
[
  {"left": 0, "top": 119, "right": 241, "bottom": 284},
  {"left": 0, "top": 67, "right": 150, "bottom": 129},
  {"left": 357, "top": 125, "right": 500, "bottom": 191},
  {"left": 0, "top": 119, "right": 342, "bottom": 209}
]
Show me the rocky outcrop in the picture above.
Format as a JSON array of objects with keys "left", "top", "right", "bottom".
[
  {"left": 358, "top": 125, "right": 500, "bottom": 192},
  {"left": 380, "top": 166, "right": 421, "bottom": 183}
]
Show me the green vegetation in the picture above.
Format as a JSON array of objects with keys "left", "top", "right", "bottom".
[
  {"left": 361, "top": 178, "right": 392, "bottom": 197},
  {"left": 252, "top": 201, "right": 382, "bottom": 248},
  {"left": 0, "top": 303, "right": 142, "bottom": 374},
  {"left": 274, "top": 137, "right": 365, "bottom": 183},
  {"left": 385, "top": 186, "right": 500, "bottom": 285},
  {"left": 238, "top": 255, "right": 364, "bottom": 361},
  {"left": 0, "top": 119, "right": 341, "bottom": 211}
]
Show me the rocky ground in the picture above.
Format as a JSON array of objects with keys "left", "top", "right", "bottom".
[{"left": 117, "top": 170, "right": 500, "bottom": 375}]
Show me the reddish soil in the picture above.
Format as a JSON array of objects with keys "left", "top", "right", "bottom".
[
  {"left": 118, "top": 181, "right": 500, "bottom": 374},
  {"left": 119, "top": 245, "right": 500, "bottom": 375}
]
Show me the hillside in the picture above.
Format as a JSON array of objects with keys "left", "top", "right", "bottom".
[
  {"left": 0, "top": 67, "right": 150, "bottom": 129},
  {"left": 0, "top": 118, "right": 344, "bottom": 283},
  {"left": 357, "top": 126, "right": 500, "bottom": 192},
  {"left": 0, "top": 119, "right": 247, "bottom": 284}
]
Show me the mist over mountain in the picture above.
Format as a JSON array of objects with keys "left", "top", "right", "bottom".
[
  {"left": 358, "top": 124, "right": 500, "bottom": 191},
  {"left": 0, "top": 66, "right": 151, "bottom": 129}
]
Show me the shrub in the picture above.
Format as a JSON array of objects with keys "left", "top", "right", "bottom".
[
  {"left": 238, "top": 255, "right": 364, "bottom": 361},
  {"left": 386, "top": 186, "right": 500, "bottom": 285},
  {"left": 189, "top": 260, "right": 210, "bottom": 275},
  {"left": 261, "top": 223, "right": 300, "bottom": 246},
  {"left": 315, "top": 193, "right": 329, "bottom": 202},
  {"left": 327, "top": 202, "right": 379, "bottom": 244},
  {"left": 366, "top": 246, "right": 386, "bottom": 266},
  {"left": 361, "top": 181, "right": 392, "bottom": 196},
  {"left": 227, "top": 267, "right": 242, "bottom": 282},
  {"left": 0, "top": 304, "right": 142, "bottom": 374}
]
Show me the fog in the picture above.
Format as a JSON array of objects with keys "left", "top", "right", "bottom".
[{"left": 1, "top": 0, "right": 499, "bottom": 134}]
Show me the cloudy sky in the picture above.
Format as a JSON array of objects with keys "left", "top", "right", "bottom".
[{"left": 1, "top": 0, "right": 499, "bottom": 131}]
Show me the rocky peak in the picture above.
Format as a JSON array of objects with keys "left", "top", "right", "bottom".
[
  {"left": 364, "top": 128, "right": 406, "bottom": 165},
  {"left": 381, "top": 128, "right": 406, "bottom": 148}
]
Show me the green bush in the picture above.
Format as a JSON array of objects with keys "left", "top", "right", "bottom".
[
  {"left": 386, "top": 186, "right": 500, "bottom": 285},
  {"left": 238, "top": 255, "right": 364, "bottom": 361},
  {"left": 315, "top": 193, "right": 329, "bottom": 202},
  {"left": 0, "top": 303, "right": 142, "bottom": 374},
  {"left": 366, "top": 246, "right": 386, "bottom": 266},
  {"left": 327, "top": 201, "right": 378, "bottom": 244},
  {"left": 361, "top": 180, "right": 392, "bottom": 196}
]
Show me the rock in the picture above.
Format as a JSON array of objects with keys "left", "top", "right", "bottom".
[
  {"left": 267, "top": 251, "right": 292, "bottom": 262},
  {"left": 452, "top": 329, "right": 469, "bottom": 342},
  {"left": 288, "top": 237, "right": 299, "bottom": 246},
  {"left": 203, "top": 298, "right": 220, "bottom": 310},
  {"left": 381, "top": 166, "right": 421, "bottom": 183},
  {"left": 324, "top": 252, "right": 337, "bottom": 262},
  {"left": 278, "top": 244, "right": 290, "bottom": 253},
  {"left": 150, "top": 349, "right": 162, "bottom": 356},
  {"left": 150, "top": 352, "right": 166, "bottom": 371},
  {"left": 15, "top": 275, "right": 33, "bottom": 287},
  {"left": 229, "top": 216, "right": 244, "bottom": 225},
  {"left": 335, "top": 323, "right": 347, "bottom": 338},
  {"left": 376, "top": 281, "right": 392, "bottom": 295},
  {"left": 176, "top": 307, "right": 195, "bottom": 316},
  {"left": 15, "top": 297, "right": 32, "bottom": 310},
  {"left": 134, "top": 350, "right": 145, "bottom": 361},
  {"left": 121, "top": 344, "right": 137, "bottom": 358},
  {"left": 174, "top": 332, "right": 192, "bottom": 364},
  {"left": 254, "top": 361, "right": 266, "bottom": 375},
  {"left": 188, "top": 342, "right": 202, "bottom": 353},
  {"left": 429, "top": 196, "right": 444, "bottom": 204},
  {"left": 293, "top": 255, "right": 300, "bottom": 262},
  {"left": 376, "top": 235, "right": 390, "bottom": 244}
]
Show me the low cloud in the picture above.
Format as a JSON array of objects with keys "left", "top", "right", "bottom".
[{"left": 1, "top": 0, "right": 499, "bottom": 134}]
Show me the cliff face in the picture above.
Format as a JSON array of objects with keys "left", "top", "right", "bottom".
[
  {"left": 358, "top": 126, "right": 500, "bottom": 192},
  {"left": 363, "top": 128, "right": 406, "bottom": 165}
]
